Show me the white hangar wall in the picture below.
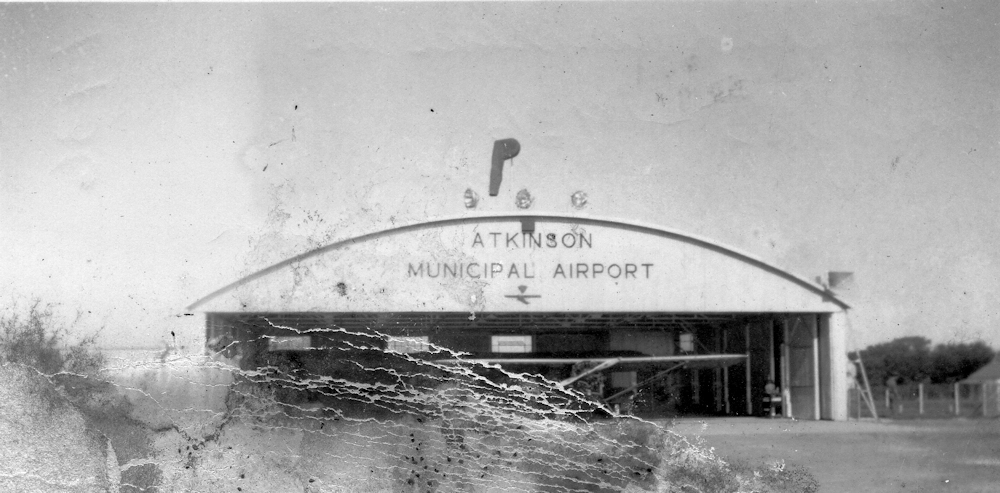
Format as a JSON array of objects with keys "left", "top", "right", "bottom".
[
  {"left": 192, "top": 214, "right": 850, "bottom": 421},
  {"left": 192, "top": 215, "right": 845, "bottom": 315}
]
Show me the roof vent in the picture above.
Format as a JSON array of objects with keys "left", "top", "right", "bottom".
[{"left": 828, "top": 271, "right": 854, "bottom": 290}]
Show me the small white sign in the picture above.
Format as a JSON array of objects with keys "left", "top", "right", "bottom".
[{"left": 491, "top": 335, "right": 532, "bottom": 353}]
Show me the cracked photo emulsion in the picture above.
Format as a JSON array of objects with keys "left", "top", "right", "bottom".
[{"left": 5, "top": 2, "right": 999, "bottom": 492}]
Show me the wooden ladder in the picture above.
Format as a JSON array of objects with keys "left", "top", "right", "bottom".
[{"left": 852, "top": 351, "right": 879, "bottom": 420}]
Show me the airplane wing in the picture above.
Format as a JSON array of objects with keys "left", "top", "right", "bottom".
[{"left": 434, "top": 353, "right": 748, "bottom": 371}]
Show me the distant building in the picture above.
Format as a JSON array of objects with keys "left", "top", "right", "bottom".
[{"left": 961, "top": 358, "right": 1000, "bottom": 417}]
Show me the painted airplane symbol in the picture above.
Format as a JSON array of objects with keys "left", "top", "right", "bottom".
[{"left": 505, "top": 285, "right": 541, "bottom": 305}]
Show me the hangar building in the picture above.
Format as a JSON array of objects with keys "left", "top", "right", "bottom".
[{"left": 189, "top": 213, "right": 851, "bottom": 421}]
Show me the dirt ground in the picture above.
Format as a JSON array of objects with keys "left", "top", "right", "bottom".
[{"left": 668, "top": 417, "right": 1000, "bottom": 493}]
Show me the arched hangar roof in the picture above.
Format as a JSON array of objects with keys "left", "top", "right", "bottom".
[{"left": 188, "top": 213, "right": 849, "bottom": 314}]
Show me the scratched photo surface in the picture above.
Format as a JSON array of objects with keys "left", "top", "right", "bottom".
[{"left": 2, "top": 3, "right": 998, "bottom": 492}]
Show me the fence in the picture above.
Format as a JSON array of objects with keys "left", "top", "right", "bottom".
[{"left": 848, "top": 382, "right": 1000, "bottom": 419}]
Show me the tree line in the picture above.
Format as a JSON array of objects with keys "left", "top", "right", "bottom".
[{"left": 852, "top": 336, "right": 994, "bottom": 386}]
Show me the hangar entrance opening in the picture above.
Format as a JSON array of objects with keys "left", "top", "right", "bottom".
[{"left": 210, "top": 310, "right": 832, "bottom": 419}]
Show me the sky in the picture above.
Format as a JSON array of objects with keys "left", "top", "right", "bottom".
[{"left": 1, "top": 2, "right": 998, "bottom": 351}]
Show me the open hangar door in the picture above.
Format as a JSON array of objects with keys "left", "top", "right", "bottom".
[
  {"left": 194, "top": 214, "right": 850, "bottom": 420},
  {"left": 206, "top": 310, "right": 840, "bottom": 419}
]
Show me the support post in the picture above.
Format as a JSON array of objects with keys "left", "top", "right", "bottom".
[
  {"left": 985, "top": 383, "right": 990, "bottom": 417},
  {"left": 782, "top": 319, "right": 790, "bottom": 418},
  {"left": 918, "top": 383, "right": 924, "bottom": 415},
  {"left": 745, "top": 324, "right": 752, "bottom": 415},
  {"left": 825, "top": 312, "right": 848, "bottom": 420},
  {"left": 856, "top": 388, "right": 861, "bottom": 420},
  {"left": 812, "top": 317, "right": 820, "bottom": 420},
  {"left": 954, "top": 383, "right": 960, "bottom": 416},
  {"left": 768, "top": 321, "right": 776, "bottom": 382},
  {"left": 723, "top": 330, "right": 730, "bottom": 415}
]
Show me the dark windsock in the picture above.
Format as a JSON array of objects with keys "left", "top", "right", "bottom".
[{"left": 489, "top": 138, "right": 520, "bottom": 196}]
